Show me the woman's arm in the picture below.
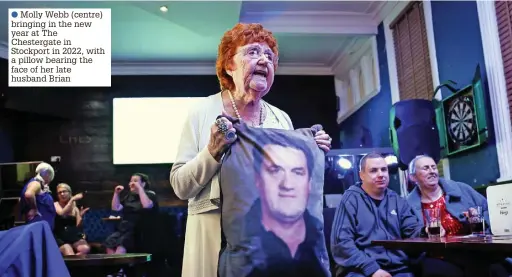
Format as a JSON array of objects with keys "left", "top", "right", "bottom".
[
  {"left": 137, "top": 188, "right": 154, "bottom": 209},
  {"left": 75, "top": 206, "right": 89, "bottom": 227},
  {"left": 24, "top": 181, "right": 42, "bottom": 211},
  {"left": 170, "top": 107, "right": 221, "bottom": 200},
  {"left": 54, "top": 199, "right": 75, "bottom": 216},
  {"left": 111, "top": 191, "right": 123, "bottom": 211},
  {"left": 75, "top": 207, "right": 83, "bottom": 227}
]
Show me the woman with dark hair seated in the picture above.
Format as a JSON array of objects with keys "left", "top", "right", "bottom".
[{"left": 104, "top": 173, "right": 159, "bottom": 254}]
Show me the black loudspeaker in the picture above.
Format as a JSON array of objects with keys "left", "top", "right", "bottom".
[{"left": 389, "top": 99, "right": 441, "bottom": 170}]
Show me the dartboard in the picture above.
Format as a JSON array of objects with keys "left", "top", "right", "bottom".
[{"left": 447, "top": 96, "right": 476, "bottom": 144}]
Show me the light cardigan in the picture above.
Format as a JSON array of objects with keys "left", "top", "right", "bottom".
[{"left": 170, "top": 92, "right": 294, "bottom": 215}]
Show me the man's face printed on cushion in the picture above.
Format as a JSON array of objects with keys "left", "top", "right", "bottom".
[
  {"left": 256, "top": 144, "right": 311, "bottom": 224},
  {"left": 219, "top": 124, "right": 330, "bottom": 277}
]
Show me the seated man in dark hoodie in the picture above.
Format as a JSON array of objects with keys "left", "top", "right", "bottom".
[{"left": 331, "top": 152, "right": 422, "bottom": 277}]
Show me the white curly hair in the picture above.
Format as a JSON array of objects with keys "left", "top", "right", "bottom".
[{"left": 34, "top": 162, "right": 55, "bottom": 185}]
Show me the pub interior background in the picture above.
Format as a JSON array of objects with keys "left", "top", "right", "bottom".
[{"left": 1, "top": 0, "right": 512, "bottom": 276}]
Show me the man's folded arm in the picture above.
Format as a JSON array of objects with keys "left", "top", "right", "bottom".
[
  {"left": 400, "top": 201, "right": 423, "bottom": 238},
  {"left": 331, "top": 199, "right": 380, "bottom": 276}
]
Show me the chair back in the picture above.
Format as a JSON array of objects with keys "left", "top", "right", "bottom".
[{"left": 0, "top": 197, "right": 21, "bottom": 230}]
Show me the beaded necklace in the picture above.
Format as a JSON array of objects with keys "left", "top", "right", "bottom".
[{"left": 226, "top": 90, "right": 264, "bottom": 127}]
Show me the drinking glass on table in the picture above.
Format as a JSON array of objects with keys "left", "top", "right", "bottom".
[
  {"left": 424, "top": 208, "right": 442, "bottom": 238},
  {"left": 467, "top": 206, "right": 485, "bottom": 236}
]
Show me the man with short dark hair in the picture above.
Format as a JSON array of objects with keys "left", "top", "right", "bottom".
[{"left": 331, "top": 152, "right": 421, "bottom": 277}]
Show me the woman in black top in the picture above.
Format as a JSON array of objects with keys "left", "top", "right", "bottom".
[
  {"left": 53, "top": 183, "right": 91, "bottom": 255},
  {"left": 104, "top": 173, "right": 159, "bottom": 254}
]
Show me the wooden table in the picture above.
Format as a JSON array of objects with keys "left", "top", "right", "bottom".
[
  {"left": 373, "top": 236, "right": 512, "bottom": 277},
  {"left": 64, "top": 253, "right": 151, "bottom": 277},
  {"left": 373, "top": 235, "right": 512, "bottom": 255}
]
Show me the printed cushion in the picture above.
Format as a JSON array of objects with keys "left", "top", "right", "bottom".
[{"left": 218, "top": 122, "right": 331, "bottom": 277}]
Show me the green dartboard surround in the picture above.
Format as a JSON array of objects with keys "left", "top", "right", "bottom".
[{"left": 434, "top": 65, "right": 488, "bottom": 157}]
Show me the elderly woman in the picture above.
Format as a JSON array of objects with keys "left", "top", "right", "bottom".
[
  {"left": 104, "top": 173, "right": 158, "bottom": 255},
  {"left": 53, "top": 183, "right": 90, "bottom": 255},
  {"left": 20, "top": 162, "right": 57, "bottom": 230},
  {"left": 170, "top": 23, "right": 332, "bottom": 277}
]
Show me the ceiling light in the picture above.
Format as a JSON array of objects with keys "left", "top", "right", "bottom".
[
  {"left": 160, "top": 6, "right": 168, "bottom": 13},
  {"left": 384, "top": 155, "right": 398, "bottom": 165},
  {"left": 337, "top": 157, "right": 353, "bottom": 169}
]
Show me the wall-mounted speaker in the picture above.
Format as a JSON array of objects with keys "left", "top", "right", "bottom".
[{"left": 389, "top": 99, "right": 441, "bottom": 170}]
